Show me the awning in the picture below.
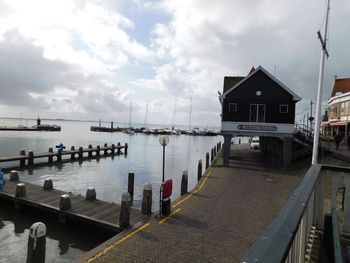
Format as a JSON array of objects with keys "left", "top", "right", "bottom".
[
  {"left": 321, "top": 121, "right": 330, "bottom": 126},
  {"left": 329, "top": 121, "right": 347, "bottom": 126}
]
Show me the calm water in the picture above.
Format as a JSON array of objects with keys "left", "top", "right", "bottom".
[{"left": 0, "top": 119, "right": 222, "bottom": 262}]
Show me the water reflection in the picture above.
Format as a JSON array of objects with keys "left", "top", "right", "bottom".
[{"left": 0, "top": 200, "right": 114, "bottom": 262}]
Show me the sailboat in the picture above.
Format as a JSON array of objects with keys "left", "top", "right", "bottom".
[
  {"left": 143, "top": 101, "right": 153, "bottom": 134},
  {"left": 126, "top": 101, "right": 135, "bottom": 134},
  {"left": 184, "top": 98, "right": 193, "bottom": 135},
  {"left": 170, "top": 101, "right": 181, "bottom": 135}
]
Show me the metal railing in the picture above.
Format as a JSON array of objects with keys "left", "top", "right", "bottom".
[{"left": 242, "top": 164, "right": 350, "bottom": 263}]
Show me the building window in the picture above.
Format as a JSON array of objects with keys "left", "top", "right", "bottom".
[
  {"left": 250, "top": 104, "right": 266, "bottom": 122},
  {"left": 279, "top": 104, "right": 288, "bottom": 113},
  {"left": 229, "top": 103, "right": 237, "bottom": 112}
]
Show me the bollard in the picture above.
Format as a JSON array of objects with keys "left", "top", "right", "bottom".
[
  {"left": 104, "top": 143, "right": 108, "bottom": 156},
  {"left": 205, "top": 152, "right": 209, "bottom": 170},
  {"left": 111, "top": 144, "right": 115, "bottom": 155},
  {"left": 124, "top": 143, "right": 128, "bottom": 155},
  {"left": 57, "top": 148, "right": 62, "bottom": 162},
  {"left": 181, "top": 170, "right": 188, "bottom": 196},
  {"left": 128, "top": 173, "right": 135, "bottom": 206},
  {"left": 141, "top": 183, "right": 152, "bottom": 215},
  {"left": 48, "top": 148, "right": 53, "bottom": 163},
  {"left": 43, "top": 179, "right": 53, "bottom": 190},
  {"left": 119, "top": 192, "right": 131, "bottom": 228},
  {"left": 96, "top": 145, "right": 100, "bottom": 157},
  {"left": 211, "top": 148, "right": 214, "bottom": 162},
  {"left": 15, "top": 183, "right": 26, "bottom": 197},
  {"left": 20, "top": 149, "right": 26, "bottom": 166},
  {"left": 59, "top": 194, "right": 71, "bottom": 210},
  {"left": 117, "top": 142, "right": 121, "bottom": 154},
  {"left": 88, "top": 145, "right": 93, "bottom": 157},
  {"left": 28, "top": 151, "right": 34, "bottom": 165},
  {"left": 78, "top": 147, "right": 83, "bottom": 158},
  {"left": 26, "top": 222, "right": 46, "bottom": 263},
  {"left": 10, "top": 170, "right": 19, "bottom": 181},
  {"left": 86, "top": 187, "right": 96, "bottom": 201},
  {"left": 70, "top": 146, "right": 75, "bottom": 160},
  {"left": 197, "top": 159, "right": 202, "bottom": 181}
]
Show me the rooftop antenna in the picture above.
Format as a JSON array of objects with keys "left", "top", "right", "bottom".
[
  {"left": 312, "top": 0, "right": 330, "bottom": 165},
  {"left": 273, "top": 65, "right": 277, "bottom": 77}
]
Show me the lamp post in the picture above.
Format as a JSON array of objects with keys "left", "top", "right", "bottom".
[{"left": 159, "top": 135, "right": 169, "bottom": 182}]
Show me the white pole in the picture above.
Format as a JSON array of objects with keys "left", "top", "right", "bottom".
[{"left": 312, "top": 0, "right": 331, "bottom": 165}]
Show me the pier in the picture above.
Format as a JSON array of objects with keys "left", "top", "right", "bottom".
[
  {"left": 0, "top": 143, "right": 128, "bottom": 167},
  {"left": 0, "top": 178, "right": 147, "bottom": 233}
]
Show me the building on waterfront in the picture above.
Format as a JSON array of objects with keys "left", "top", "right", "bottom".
[
  {"left": 321, "top": 77, "right": 350, "bottom": 137},
  {"left": 219, "top": 66, "right": 301, "bottom": 167}
]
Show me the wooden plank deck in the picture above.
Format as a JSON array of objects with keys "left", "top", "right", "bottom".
[{"left": 0, "top": 179, "right": 148, "bottom": 233}]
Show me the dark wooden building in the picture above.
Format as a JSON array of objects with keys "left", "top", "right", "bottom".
[{"left": 220, "top": 66, "right": 301, "bottom": 167}]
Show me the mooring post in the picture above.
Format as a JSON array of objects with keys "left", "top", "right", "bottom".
[
  {"left": 26, "top": 222, "right": 46, "bottom": 263},
  {"left": 0, "top": 169, "right": 4, "bottom": 190},
  {"left": 181, "top": 170, "right": 188, "bottom": 196},
  {"left": 10, "top": 170, "right": 19, "bottom": 181},
  {"left": 96, "top": 145, "right": 100, "bottom": 157},
  {"left": 206, "top": 152, "right": 209, "bottom": 170},
  {"left": 28, "top": 151, "right": 34, "bottom": 166},
  {"left": 88, "top": 145, "right": 93, "bottom": 157},
  {"left": 57, "top": 148, "right": 62, "bottom": 162},
  {"left": 59, "top": 194, "right": 71, "bottom": 210},
  {"left": 86, "top": 187, "right": 96, "bottom": 201},
  {"left": 20, "top": 149, "right": 26, "bottom": 167},
  {"left": 70, "top": 146, "right": 75, "bottom": 160},
  {"left": 48, "top": 148, "right": 53, "bottom": 163},
  {"left": 43, "top": 179, "right": 53, "bottom": 190},
  {"left": 111, "top": 144, "right": 115, "bottom": 155},
  {"left": 104, "top": 143, "right": 108, "bottom": 156},
  {"left": 141, "top": 183, "right": 152, "bottom": 215},
  {"left": 124, "top": 143, "right": 128, "bottom": 155},
  {"left": 15, "top": 183, "right": 26, "bottom": 197},
  {"left": 128, "top": 172, "right": 135, "bottom": 206},
  {"left": 78, "top": 147, "right": 83, "bottom": 158},
  {"left": 197, "top": 159, "right": 202, "bottom": 181},
  {"left": 214, "top": 146, "right": 217, "bottom": 156},
  {"left": 117, "top": 142, "right": 121, "bottom": 154},
  {"left": 119, "top": 192, "right": 131, "bottom": 229},
  {"left": 211, "top": 148, "right": 214, "bottom": 163}
]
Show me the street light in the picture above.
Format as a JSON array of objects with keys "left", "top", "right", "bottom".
[{"left": 159, "top": 135, "right": 169, "bottom": 182}]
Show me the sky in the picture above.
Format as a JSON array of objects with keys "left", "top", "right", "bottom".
[{"left": 0, "top": 0, "right": 349, "bottom": 128}]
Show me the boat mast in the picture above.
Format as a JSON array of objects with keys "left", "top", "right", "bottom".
[
  {"left": 129, "top": 100, "right": 132, "bottom": 129},
  {"left": 144, "top": 101, "right": 148, "bottom": 128},
  {"left": 312, "top": 0, "right": 330, "bottom": 165},
  {"left": 189, "top": 97, "right": 192, "bottom": 131},
  {"left": 171, "top": 100, "right": 177, "bottom": 129}
]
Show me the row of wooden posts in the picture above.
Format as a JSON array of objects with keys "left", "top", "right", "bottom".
[
  {"left": 23, "top": 141, "right": 222, "bottom": 263},
  {"left": 18, "top": 143, "right": 128, "bottom": 167}
]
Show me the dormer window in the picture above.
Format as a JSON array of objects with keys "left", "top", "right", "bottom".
[
  {"left": 229, "top": 103, "right": 237, "bottom": 112},
  {"left": 280, "top": 104, "right": 288, "bottom": 113}
]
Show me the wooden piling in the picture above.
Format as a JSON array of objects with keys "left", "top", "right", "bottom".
[
  {"left": 70, "top": 146, "right": 75, "bottom": 160},
  {"left": 88, "top": 145, "right": 93, "bottom": 157},
  {"left": 197, "top": 159, "right": 202, "bottom": 181},
  {"left": 124, "top": 143, "right": 128, "bottom": 155},
  {"left": 211, "top": 148, "right": 214, "bottom": 163},
  {"left": 117, "top": 143, "right": 121, "bottom": 154},
  {"left": 57, "top": 149, "right": 62, "bottom": 162},
  {"left": 78, "top": 147, "right": 83, "bottom": 158},
  {"left": 86, "top": 187, "right": 96, "bottom": 201},
  {"left": 181, "top": 170, "right": 188, "bottom": 196},
  {"left": 28, "top": 151, "right": 34, "bottom": 165},
  {"left": 26, "top": 222, "right": 46, "bottom": 263},
  {"left": 111, "top": 144, "right": 115, "bottom": 155},
  {"left": 128, "top": 173, "right": 135, "bottom": 206},
  {"left": 104, "top": 143, "right": 108, "bottom": 156},
  {"left": 15, "top": 183, "right": 26, "bottom": 197},
  {"left": 119, "top": 192, "right": 131, "bottom": 229},
  {"left": 96, "top": 145, "right": 100, "bottom": 157},
  {"left": 43, "top": 179, "right": 53, "bottom": 190},
  {"left": 20, "top": 149, "right": 26, "bottom": 167},
  {"left": 48, "top": 148, "right": 53, "bottom": 163},
  {"left": 10, "top": 170, "right": 19, "bottom": 181},
  {"left": 205, "top": 152, "right": 209, "bottom": 170},
  {"left": 59, "top": 194, "right": 71, "bottom": 210},
  {"left": 141, "top": 183, "right": 152, "bottom": 215}
]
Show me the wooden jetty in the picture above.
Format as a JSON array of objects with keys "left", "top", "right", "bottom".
[
  {"left": 0, "top": 143, "right": 128, "bottom": 167},
  {"left": 0, "top": 179, "right": 147, "bottom": 232}
]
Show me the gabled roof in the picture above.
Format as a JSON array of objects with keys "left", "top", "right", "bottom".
[
  {"left": 220, "top": 66, "right": 301, "bottom": 101},
  {"left": 331, "top": 78, "right": 350, "bottom": 97}
]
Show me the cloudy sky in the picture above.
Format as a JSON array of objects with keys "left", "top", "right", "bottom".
[{"left": 0, "top": 0, "right": 349, "bottom": 127}]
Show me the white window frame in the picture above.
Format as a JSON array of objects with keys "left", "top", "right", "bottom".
[
  {"left": 229, "top": 103, "right": 237, "bottom": 112},
  {"left": 279, "top": 104, "right": 289, "bottom": 114}
]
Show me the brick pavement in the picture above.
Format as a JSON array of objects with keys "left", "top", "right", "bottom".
[{"left": 82, "top": 144, "right": 309, "bottom": 263}]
